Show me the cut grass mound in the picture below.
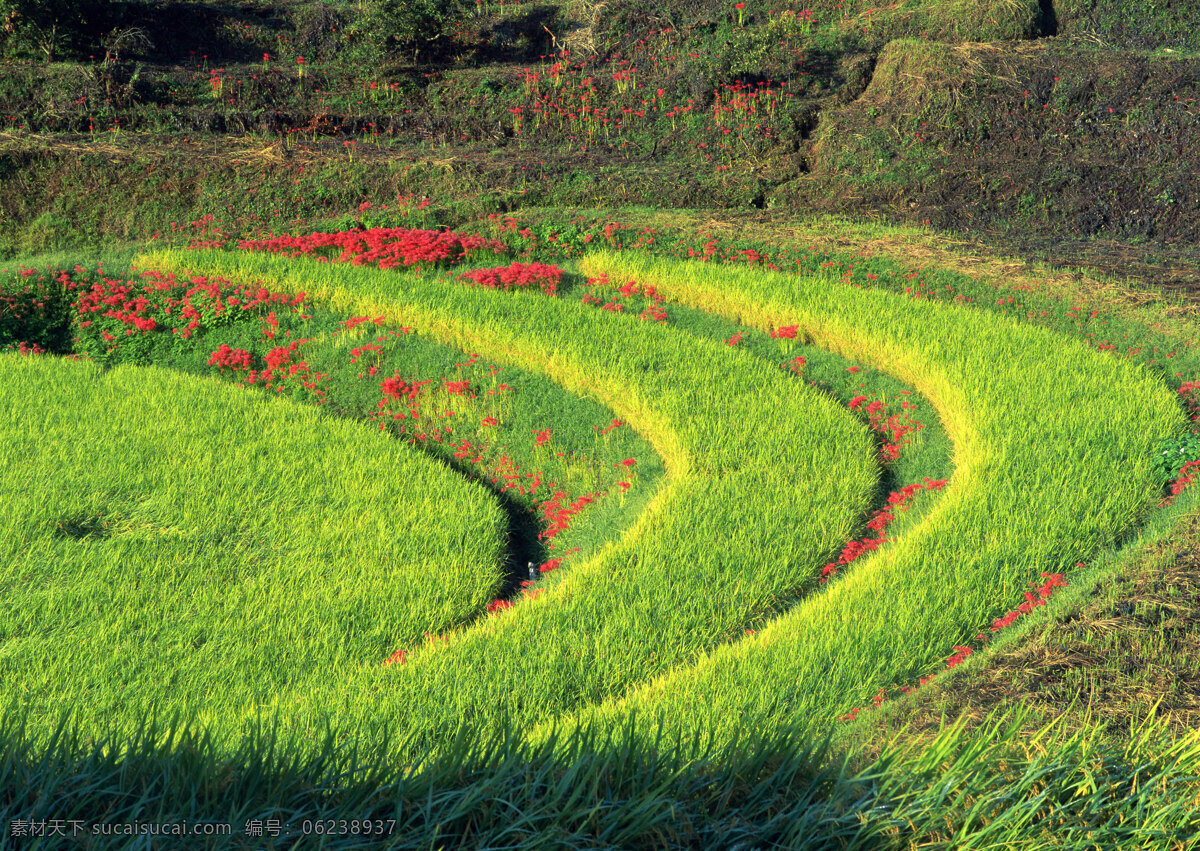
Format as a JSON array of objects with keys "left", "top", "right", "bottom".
[
  {"left": 0, "top": 354, "right": 507, "bottom": 740},
  {"left": 548, "top": 252, "right": 1185, "bottom": 749},
  {"left": 136, "top": 247, "right": 880, "bottom": 763}
]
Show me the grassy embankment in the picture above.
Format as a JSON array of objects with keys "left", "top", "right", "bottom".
[
  {"left": 2, "top": 244, "right": 880, "bottom": 761},
  {"left": 133, "top": 244, "right": 1183, "bottom": 757},
  {"left": 1, "top": 219, "right": 1199, "bottom": 843},
  {"left": 2, "top": 0, "right": 1198, "bottom": 270}
]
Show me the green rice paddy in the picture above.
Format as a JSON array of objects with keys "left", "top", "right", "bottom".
[
  {"left": 0, "top": 354, "right": 506, "bottom": 736},
  {"left": 2, "top": 224, "right": 1199, "bottom": 846}
]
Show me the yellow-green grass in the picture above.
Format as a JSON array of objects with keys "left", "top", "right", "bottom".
[
  {"left": 534, "top": 251, "right": 1185, "bottom": 750},
  {"left": 818, "top": 0, "right": 1040, "bottom": 43},
  {"left": 131, "top": 247, "right": 879, "bottom": 761},
  {"left": 0, "top": 354, "right": 506, "bottom": 740}
]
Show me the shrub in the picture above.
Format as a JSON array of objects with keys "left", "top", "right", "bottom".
[
  {"left": 0, "top": 0, "right": 108, "bottom": 61},
  {"left": 358, "top": 0, "right": 474, "bottom": 62}
]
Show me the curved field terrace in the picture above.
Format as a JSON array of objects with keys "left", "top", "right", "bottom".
[{"left": 3, "top": 217, "right": 1200, "bottom": 845}]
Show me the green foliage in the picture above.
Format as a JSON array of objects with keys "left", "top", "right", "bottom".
[
  {"left": 0, "top": 0, "right": 1199, "bottom": 836},
  {"left": 137, "top": 244, "right": 879, "bottom": 764},
  {"left": 0, "top": 266, "right": 74, "bottom": 353},
  {"left": 1152, "top": 432, "right": 1200, "bottom": 484},
  {"left": 359, "top": 0, "right": 474, "bottom": 59},
  {"left": 2, "top": 653, "right": 1199, "bottom": 847},
  {"left": 0, "top": 0, "right": 108, "bottom": 61}
]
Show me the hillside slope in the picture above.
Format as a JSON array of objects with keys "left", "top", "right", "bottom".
[{"left": 0, "top": 0, "right": 1197, "bottom": 286}]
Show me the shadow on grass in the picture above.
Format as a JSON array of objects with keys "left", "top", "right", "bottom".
[{"left": 3, "top": 701, "right": 1197, "bottom": 850}]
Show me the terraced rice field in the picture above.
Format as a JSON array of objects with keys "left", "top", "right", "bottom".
[{"left": 4, "top": 221, "right": 1200, "bottom": 846}]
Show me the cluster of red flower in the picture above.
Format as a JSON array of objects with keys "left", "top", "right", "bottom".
[
  {"left": 1162, "top": 458, "right": 1200, "bottom": 508},
  {"left": 539, "top": 490, "right": 600, "bottom": 541},
  {"left": 207, "top": 339, "right": 328, "bottom": 401},
  {"left": 75, "top": 269, "right": 305, "bottom": 351},
  {"left": 820, "top": 479, "right": 948, "bottom": 583},
  {"left": 371, "top": 372, "right": 433, "bottom": 428},
  {"left": 576, "top": 276, "right": 670, "bottom": 323},
  {"left": 989, "top": 572, "right": 1069, "bottom": 632},
  {"left": 207, "top": 343, "right": 252, "bottom": 373},
  {"left": 238, "top": 227, "right": 506, "bottom": 272},
  {"left": 847, "top": 393, "right": 924, "bottom": 463},
  {"left": 458, "top": 262, "right": 563, "bottom": 295}
]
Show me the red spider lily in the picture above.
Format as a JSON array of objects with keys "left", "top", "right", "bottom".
[
  {"left": 242, "top": 340, "right": 327, "bottom": 402},
  {"left": 1162, "top": 458, "right": 1200, "bottom": 507},
  {"left": 264, "top": 343, "right": 297, "bottom": 371},
  {"left": 770, "top": 325, "right": 798, "bottom": 339},
  {"left": 945, "top": 646, "right": 973, "bottom": 669},
  {"left": 459, "top": 262, "right": 563, "bottom": 295},
  {"left": 239, "top": 227, "right": 505, "bottom": 272},
  {"left": 371, "top": 373, "right": 432, "bottom": 431},
  {"left": 846, "top": 395, "right": 925, "bottom": 463},
  {"left": 208, "top": 344, "right": 253, "bottom": 373},
  {"left": 990, "top": 572, "right": 1069, "bottom": 632},
  {"left": 538, "top": 490, "right": 599, "bottom": 540},
  {"left": 380, "top": 375, "right": 423, "bottom": 401},
  {"left": 70, "top": 269, "right": 311, "bottom": 367},
  {"left": 349, "top": 344, "right": 383, "bottom": 364},
  {"left": 639, "top": 303, "right": 669, "bottom": 323},
  {"left": 341, "top": 315, "right": 387, "bottom": 332},
  {"left": 820, "top": 479, "right": 946, "bottom": 583}
]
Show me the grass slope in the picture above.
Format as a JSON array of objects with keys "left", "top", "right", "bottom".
[
  {"left": 133, "top": 245, "right": 880, "bottom": 763},
  {"left": 0, "top": 353, "right": 507, "bottom": 742},
  {"left": 2, "top": 0, "right": 1198, "bottom": 272},
  {"left": 541, "top": 251, "right": 1186, "bottom": 749},
  {"left": 0, "top": 221, "right": 1198, "bottom": 844}
]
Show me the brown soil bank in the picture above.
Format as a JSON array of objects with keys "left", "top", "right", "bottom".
[{"left": 785, "top": 38, "right": 1200, "bottom": 256}]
